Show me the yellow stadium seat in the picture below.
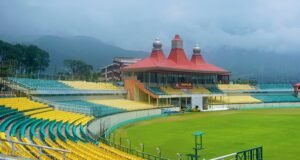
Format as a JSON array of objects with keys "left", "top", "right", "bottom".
[
  {"left": 88, "top": 99, "right": 155, "bottom": 111},
  {"left": 60, "top": 81, "right": 120, "bottom": 90},
  {"left": 217, "top": 84, "right": 255, "bottom": 91},
  {"left": 209, "top": 95, "right": 261, "bottom": 104}
]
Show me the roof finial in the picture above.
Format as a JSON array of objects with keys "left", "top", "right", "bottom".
[
  {"left": 172, "top": 34, "right": 183, "bottom": 49},
  {"left": 193, "top": 44, "right": 201, "bottom": 55},
  {"left": 153, "top": 37, "right": 162, "bottom": 50}
]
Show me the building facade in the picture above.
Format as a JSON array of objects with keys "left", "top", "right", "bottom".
[{"left": 101, "top": 57, "right": 141, "bottom": 82}]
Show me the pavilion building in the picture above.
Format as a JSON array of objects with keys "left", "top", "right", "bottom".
[{"left": 122, "top": 35, "right": 230, "bottom": 110}]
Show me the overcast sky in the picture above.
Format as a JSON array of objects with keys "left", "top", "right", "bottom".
[{"left": 1, "top": 0, "right": 300, "bottom": 53}]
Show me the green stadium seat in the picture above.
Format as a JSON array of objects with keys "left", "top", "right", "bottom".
[
  {"left": 10, "top": 117, "right": 29, "bottom": 137},
  {"left": 79, "top": 125, "right": 98, "bottom": 144},
  {"left": 48, "top": 121, "right": 57, "bottom": 141},
  {"left": 65, "top": 123, "right": 78, "bottom": 142},
  {"left": 30, "top": 119, "right": 43, "bottom": 139},
  {"left": 39, "top": 120, "right": 50, "bottom": 140},
  {"left": 57, "top": 121, "right": 67, "bottom": 142},
  {"left": 0, "top": 113, "right": 24, "bottom": 132},
  {"left": 20, "top": 119, "right": 36, "bottom": 138},
  {"left": 72, "top": 125, "right": 86, "bottom": 142}
]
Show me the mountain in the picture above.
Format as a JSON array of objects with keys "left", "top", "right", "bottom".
[
  {"left": 30, "top": 36, "right": 147, "bottom": 72},
  {"left": 205, "top": 47, "right": 300, "bottom": 83},
  {"left": 0, "top": 34, "right": 300, "bottom": 83}
]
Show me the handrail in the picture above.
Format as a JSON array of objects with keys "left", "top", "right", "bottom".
[{"left": 0, "top": 138, "right": 70, "bottom": 153}]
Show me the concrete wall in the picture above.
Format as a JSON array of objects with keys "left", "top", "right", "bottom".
[{"left": 88, "top": 107, "right": 179, "bottom": 138}]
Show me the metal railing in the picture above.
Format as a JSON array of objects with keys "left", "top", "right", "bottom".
[
  {"left": 0, "top": 138, "right": 70, "bottom": 160},
  {"left": 210, "top": 153, "right": 237, "bottom": 160}
]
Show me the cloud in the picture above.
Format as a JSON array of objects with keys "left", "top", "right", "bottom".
[{"left": 1, "top": 0, "right": 300, "bottom": 53}]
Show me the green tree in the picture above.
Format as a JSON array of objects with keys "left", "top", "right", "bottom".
[
  {"left": 63, "top": 59, "right": 93, "bottom": 80},
  {"left": 0, "top": 40, "right": 50, "bottom": 76}
]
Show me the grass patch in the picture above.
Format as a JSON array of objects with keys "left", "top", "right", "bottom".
[{"left": 112, "top": 108, "right": 300, "bottom": 159}]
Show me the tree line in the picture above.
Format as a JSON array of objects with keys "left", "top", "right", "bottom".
[
  {"left": 0, "top": 40, "right": 98, "bottom": 81},
  {"left": 0, "top": 40, "right": 50, "bottom": 76}
]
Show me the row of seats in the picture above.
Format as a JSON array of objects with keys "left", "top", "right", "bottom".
[
  {"left": 257, "top": 84, "right": 293, "bottom": 90},
  {"left": 160, "top": 86, "right": 184, "bottom": 95},
  {"left": 189, "top": 86, "right": 211, "bottom": 94},
  {"left": 9, "top": 77, "right": 72, "bottom": 90},
  {"left": 209, "top": 96, "right": 262, "bottom": 104},
  {"left": 56, "top": 100, "right": 124, "bottom": 117},
  {"left": 88, "top": 99, "right": 155, "bottom": 111},
  {"left": 60, "top": 81, "right": 120, "bottom": 90},
  {"left": 217, "top": 84, "right": 255, "bottom": 91},
  {"left": 8, "top": 77, "right": 121, "bottom": 91},
  {"left": 147, "top": 86, "right": 211, "bottom": 95},
  {"left": 253, "top": 94, "right": 300, "bottom": 103},
  {"left": 0, "top": 97, "right": 143, "bottom": 160},
  {"left": 146, "top": 87, "right": 165, "bottom": 95}
]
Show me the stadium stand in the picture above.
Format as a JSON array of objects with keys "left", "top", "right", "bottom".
[
  {"left": 217, "top": 84, "right": 255, "bottom": 91},
  {"left": 0, "top": 97, "right": 143, "bottom": 160},
  {"left": 189, "top": 86, "right": 211, "bottom": 94},
  {"left": 257, "top": 84, "right": 293, "bottom": 90},
  {"left": 88, "top": 99, "right": 156, "bottom": 111},
  {"left": 60, "top": 81, "right": 120, "bottom": 90},
  {"left": 253, "top": 94, "right": 300, "bottom": 103},
  {"left": 55, "top": 100, "right": 124, "bottom": 117},
  {"left": 206, "top": 86, "right": 223, "bottom": 93},
  {"left": 146, "top": 87, "right": 166, "bottom": 95},
  {"left": 160, "top": 86, "right": 184, "bottom": 95},
  {"left": 8, "top": 77, "right": 72, "bottom": 90},
  {"left": 209, "top": 95, "right": 261, "bottom": 104}
]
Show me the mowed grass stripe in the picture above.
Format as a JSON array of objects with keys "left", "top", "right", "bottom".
[{"left": 113, "top": 108, "right": 300, "bottom": 159}]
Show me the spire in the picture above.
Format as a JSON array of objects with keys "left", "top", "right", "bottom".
[
  {"left": 171, "top": 34, "right": 183, "bottom": 49},
  {"left": 168, "top": 34, "right": 192, "bottom": 65}
]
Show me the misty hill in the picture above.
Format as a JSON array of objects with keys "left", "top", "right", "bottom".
[
  {"left": 30, "top": 36, "right": 147, "bottom": 72},
  {"left": 1, "top": 34, "right": 300, "bottom": 83},
  {"left": 206, "top": 47, "right": 300, "bottom": 83}
]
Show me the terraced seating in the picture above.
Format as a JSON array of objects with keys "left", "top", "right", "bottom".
[
  {"left": 189, "top": 86, "right": 211, "bottom": 94},
  {"left": 206, "top": 86, "right": 223, "bottom": 93},
  {"left": 88, "top": 99, "right": 155, "bottom": 111},
  {"left": 0, "top": 97, "right": 47, "bottom": 111},
  {"left": 257, "top": 84, "right": 293, "bottom": 90},
  {"left": 61, "top": 80, "right": 120, "bottom": 90},
  {"left": 217, "top": 84, "right": 255, "bottom": 91},
  {"left": 160, "top": 86, "right": 184, "bottom": 95},
  {"left": 146, "top": 87, "right": 165, "bottom": 95},
  {"left": 209, "top": 96, "right": 261, "bottom": 104},
  {"left": 0, "top": 97, "right": 144, "bottom": 160},
  {"left": 253, "top": 94, "right": 300, "bottom": 103},
  {"left": 9, "top": 77, "right": 72, "bottom": 90},
  {"left": 56, "top": 100, "right": 124, "bottom": 117}
]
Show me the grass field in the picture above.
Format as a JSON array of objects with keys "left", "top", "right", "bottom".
[{"left": 112, "top": 108, "right": 300, "bottom": 159}]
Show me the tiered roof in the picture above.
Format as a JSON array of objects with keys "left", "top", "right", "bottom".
[{"left": 123, "top": 35, "right": 229, "bottom": 74}]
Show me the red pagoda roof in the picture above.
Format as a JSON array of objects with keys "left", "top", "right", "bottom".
[
  {"left": 123, "top": 35, "right": 229, "bottom": 74},
  {"left": 294, "top": 83, "right": 300, "bottom": 87}
]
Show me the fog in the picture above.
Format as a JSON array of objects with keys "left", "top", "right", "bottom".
[{"left": 1, "top": 0, "right": 300, "bottom": 53}]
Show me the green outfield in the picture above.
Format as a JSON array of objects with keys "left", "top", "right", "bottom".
[{"left": 112, "top": 108, "right": 300, "bottom": 159}]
